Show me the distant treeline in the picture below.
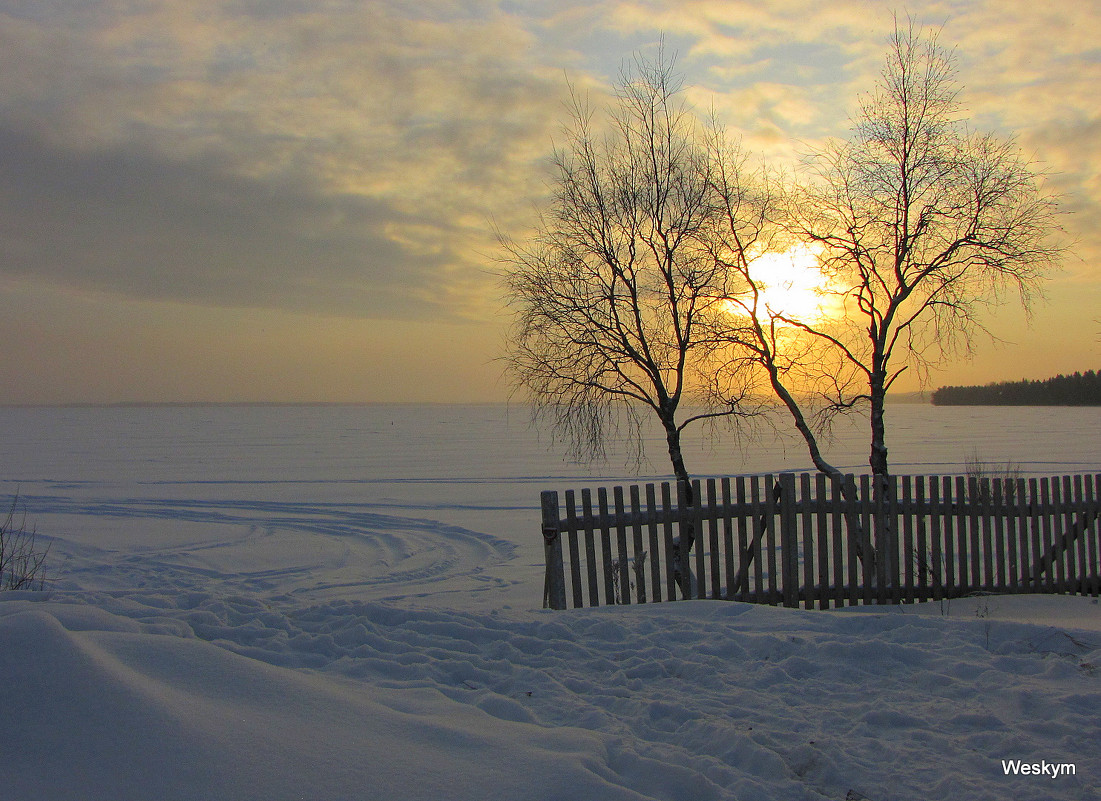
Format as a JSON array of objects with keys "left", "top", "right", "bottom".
[{"left": 932, "top": 370, "right": 1101, "bottom": 406}]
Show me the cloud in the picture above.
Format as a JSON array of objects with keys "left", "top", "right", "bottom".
[
  {"left": 0, "top": 0, "right": 567, "bottom": 321},
  {"left": 0, "top": 127, "right": 471, "bottom": 318}
]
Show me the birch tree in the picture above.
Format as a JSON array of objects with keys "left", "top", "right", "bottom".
[
  {"left": 768, "top": 19, "right": 1064, "bottom": 478},
  {"left": 500, "top": 53, "right": 767, "bottom": 589}
]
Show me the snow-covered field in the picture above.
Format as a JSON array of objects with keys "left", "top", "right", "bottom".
[{"left": 2, "top": 403, "right": 1100, "bottom": 800}]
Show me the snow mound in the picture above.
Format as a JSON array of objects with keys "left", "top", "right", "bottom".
[{"left": 0, "top": 601, "right": 688, "bottom": 801}]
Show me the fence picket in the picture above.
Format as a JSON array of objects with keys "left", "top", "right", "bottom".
[
  {"left": 796, "top": 473, "right": 814, "bottom": 608},
  {"left": 735, "top": 476, "right": 749, "bottom": 601},
  {"left": 1052, "top": 477, "right": 1068, "bottom": 593},
  {"left": 927, "top": 478, "right": 943, "bottom": 602},
  {"left": 691, "top": 480, "right": 706, "bottom": 600},
  {"left": 827, "top": 475, "right": 842, "bottom": 607},
  {"left": 721, "top": 478, "right": 736, "bottom": 601},
  {"left": 885, "top": 475, "right": 900, "bottom": 603},
  {"left": 843, "top": 477, "right": 859, "bottom": 607},
  {"left": 751, "top": 476, "right": 765, "bottom": 603},
  {"left": 597, "top": 487, "right": 614, "bottom": 604},
  {"left": 1087, "top": 475, "right": 1100, "bottom": 596},
  {"left": 630, "top": 485, "right": 646, "bottom": 604},
  {"left": 1071, "top": 475, "right": 1087, "bottom": 595},
  {"left": 645, "top": 484, "right": 662, "bottom": 603},
  {"left": 1039, "top": 478, "right": 1055, "bottom": 593},
  {"left": 913, "top": 477, "right": 929, "bottom": 602},
  {"left": 564, "top": 490, "right": 583, "bottom": 609},
  {"left": 901, "top": 476, "right": 914, "bottom": 603},
  {"left": 1026, "top": 478, "right": 1041, "bottom": 593},
  {"left": 964, "top": 477, "right": 979, "bottom": 591},
  {"left": 1012, "top": 478, "right": 1028, "bottom": 593},
  {"left": 613, "top": 486, "right": 630, "bottom": 604},
  {"left": 541, "top": 491, "right": 565, "bottom": 610},
  {"left": 765, "top": 475, "right": 780, "bottom": 605},
  {"left": 1004, "top": 479, "right": 1017, "bottom": 589},
  {"left": 707, "top": 478, "right": 721, "bottom": 600},
  {"left": 995, "top": 479, "right": 1008, "bottom": 589},
  {"left": 815, "top": 473, "right": 829, "bottom": 609},
  {"left": 952, "top": 477, "right": 967, "bottom": 591},
  {"left": 661, "top": 482, "right": 676, "bottom": 601},
  {"left": 580, "top": 489, "right": 599, "bottom": 606},
  {"left": 779, "top": 473, "right": 798, "bottom": 608},
  {"left": 979, "top": 479, "right": 994, "bottom": 592}
]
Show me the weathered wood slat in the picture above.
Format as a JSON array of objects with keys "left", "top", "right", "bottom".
[
  {"left": 707, "top": 478, "right": 721, "bottom": 600},
  {"left": 1012, "top": 478, "right": 1028, "bottom": 592},
  {"left": 927, "top": 477, "right": 943, "bottom": 602},
  {"left": 915, "top": 477, "right": 929, "bottom": 601},
  {"left": 598, "top": 487, "right": 614, "bottom": 605},
  {"left": 1003, "top": 479, "right": 1017, "bottom": 591},
  {"left": 985, "top": 478, "right": 996, "bottom": 590},
  {"left": 779, "top": 473, "right": 798, "bottom": 608},
  {"left": 885, "top": 475, "right": 900, "bottom": 603},
  {"left": 541, "top": 491, "right": 565, "bottom": 610},
  {"left": 750, "top": 476, "right": 765, "bottom": 603},
  {"left": 613, "top": 486, "right": 630, "bottom": 604},
  {"left": 901, "top": 476, "right": 914, "bottom": 603},
  {"left": 581, "top": 489, "right": 598, "bottom": 606},
  {"left": 1052, "top": 477, "right": 1068, "bottom": 593},
  {"left": 630, "top": 484, "right": 646, "bottom": 604},
  {"left": 661, "top": 482, "right": 677, "bottom": 601},
  {"left": 1086, "top": 475, "right": 1100, "bottom": 596},
  {"left": 645, "top": 483, "right": 662, "bottom": 603},
  {"left": 1027, "top": 478, "right": 1042, "bottom": 593},
  {"left": 843, "top": 477, "right": 859, "bottom": 607},
  {"left": 1038, "top": 478, "right": 1055, "bottom": 593},
  {"left": 564, "top": 490, "right": 583, "bottom": 609},
  {"left": 735, "top": 476, "right": 749, "bottom": 601},
  {"left": 721, "top": 478, "right": 736, "bottom": 601},
  {"left": 1072, "top": 475, "right": 1087, "bottom": 594},
  {"left": 689, "top": 480, "right": 705, "bottom": 600}
]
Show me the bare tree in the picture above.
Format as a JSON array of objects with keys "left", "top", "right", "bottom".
[
  {"left": 500, "top": 52, "right": 767, "bottom": 589},
  {"left": 763, "top": 18, "right": 1064, "bottom": 478}
]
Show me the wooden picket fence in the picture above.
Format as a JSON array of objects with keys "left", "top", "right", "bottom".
[{"left": 541, "top": 472, "right": 1101, "bottom": 610}]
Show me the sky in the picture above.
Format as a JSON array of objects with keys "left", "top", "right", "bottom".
[{"left": 0, "top": 0, "right": 1098, "bottom": 404}]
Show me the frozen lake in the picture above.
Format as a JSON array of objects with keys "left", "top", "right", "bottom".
[{"left": 2, "top": 402, "right": 1098, "bottom": 609}]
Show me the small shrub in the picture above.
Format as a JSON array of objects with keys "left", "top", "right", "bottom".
[
  {"left": 0, "top": 494, "right": 49, "bottom": 591},
  {"left": 963, "top": 449, "right": 1021, "bottom": 484},
  {"left": 964, "top": 449, "right": 1022, "bottom": 503}
]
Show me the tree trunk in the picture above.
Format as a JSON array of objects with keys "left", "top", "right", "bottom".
[
  {"left": 869, "top": 369, "right": 889, "bottom": 477},
  {"left": 867, "top": 369, "right": 892, "bottom": 594},
  {"left": 662, "top": 418, "right": 696, "bottom": 599},
  {"left": 764, "top": 362, "right": 878, "bottom": 573}
]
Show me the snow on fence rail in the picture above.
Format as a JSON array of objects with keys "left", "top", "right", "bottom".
[{"left": 541, "top": 472, "right": 1101, "bottom": 610}]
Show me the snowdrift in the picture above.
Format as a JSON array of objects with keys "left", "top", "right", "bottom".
[{"left": 3, "top": 591, "right": 1099, "bottom": 801}]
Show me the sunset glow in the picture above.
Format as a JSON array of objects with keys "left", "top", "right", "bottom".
[{"left": 748, "top": 244, "right": 835, "bottom": 323}]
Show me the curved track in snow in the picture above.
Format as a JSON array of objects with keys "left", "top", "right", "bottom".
[{"left": 29, "top": 494, "right": 517, "bottom": 602}]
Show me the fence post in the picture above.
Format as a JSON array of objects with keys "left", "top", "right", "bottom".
[
  {"left": 542, "top": 490, "right": 567, "bottom": 610},
  {"left": 779, "top": 473, "right": 799, "bottom": 608}
]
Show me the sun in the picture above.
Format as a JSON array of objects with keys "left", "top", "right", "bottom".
[{"left": 747, "top": 243, "right": 832, "bottom": 322}]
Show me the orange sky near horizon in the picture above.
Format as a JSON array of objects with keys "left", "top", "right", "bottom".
[{"left": 0, "top": 1, "right": 1097, "bottom": 404}]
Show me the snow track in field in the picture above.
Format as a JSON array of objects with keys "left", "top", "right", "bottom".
[{"left": 27, "top": 493, "right": 517, "bottom": 602}]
